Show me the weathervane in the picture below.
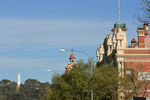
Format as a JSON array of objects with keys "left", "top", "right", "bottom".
[{"left": 71, "top": 45, "right": 74, "bottom": 53}]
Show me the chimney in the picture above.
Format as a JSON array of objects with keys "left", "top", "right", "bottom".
[
  {"left": 144, "top": 23, "right": 149, "bottom": 36},
  {"left": 137, "top": 27, "right": 145, "bottom": 48}
]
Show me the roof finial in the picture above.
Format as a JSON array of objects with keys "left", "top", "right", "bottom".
[
  {"left": 71, "top": 45, "right": 73, "bottom": 53},
  {"left": 118, "top": 0, "right": 120, "bottom": 28}
]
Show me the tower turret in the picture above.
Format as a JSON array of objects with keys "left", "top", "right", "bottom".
[
  {"left": 66, "top": 53, "right": 76, "bottom": 70},
  {"left": 107, "top": 34, "right": 113, "bottom": 56},
  {"left": 131, "top": 38, "right": 137, "bottom": 48},
  {"left": 96, "top": 44, "right": 104, "bottom": 62},
  {"left": 116, "top": 28, "right": 128, "bottom": 49},
  {"left": 69, "top": 53, "right": 76, "bottom": 63}
]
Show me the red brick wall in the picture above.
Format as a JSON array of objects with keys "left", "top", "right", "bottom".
[
  {"left": 125, "top": 62, "right": 150, "bottom": 72},
  {"left": 138, "top": 36, "right": 145, "bottom": 48},
  {"left": 138, "top": 36, "right": 145, "bottom": 44},
  {"left": 124, "top": 50, "right": 150, "bottom": 54},
  {"left": 124, "top": 61, "right": 150, "bottom": 97}
]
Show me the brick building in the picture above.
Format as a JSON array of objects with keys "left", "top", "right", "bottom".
[{"left": 96, "top": 23, "right": 150, "bottom": 99}]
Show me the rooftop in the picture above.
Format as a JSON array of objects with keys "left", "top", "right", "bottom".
[
  {"left": 114, "top": 23, "right": 126, "bottom": 28},
  {"left": 69, "top": 53, "right": 76, "bottom": 59}
]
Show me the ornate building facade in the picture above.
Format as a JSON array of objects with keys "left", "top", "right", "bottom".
[{"left": 96, "top": 23, "right": 150, "bottom": 99}]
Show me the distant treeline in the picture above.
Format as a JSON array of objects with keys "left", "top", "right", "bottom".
[{"left": 0, "top": 79, "right": 50, "bottom": 100}]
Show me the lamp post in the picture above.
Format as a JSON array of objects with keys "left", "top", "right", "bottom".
[
  {"left": 46, "top": 69, "right": 64, "bottom": 72},
  {"left": 46, "top": 69, "right": 64, "bottom": 83},
  {"left": 59, "top": 49, "right": 93, "bottom": 100}
]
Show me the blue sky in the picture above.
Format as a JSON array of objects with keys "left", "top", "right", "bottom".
[{"left": 0, "top": 0, "right": 143, "bottom": 83}]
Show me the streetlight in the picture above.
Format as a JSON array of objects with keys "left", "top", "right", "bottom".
[
  {"left": 46, "top": 69, "right": 64, "bottom": 76},
  {"left": 46, "top": 69, "right": 64, "bottom": 83},
  {"left": 59, "top": 49, "right": 91, "bottom": 59},
  {"left": 46, "top": 69, "right": 64, "bottom": 72},
  {"left": 59, "top": 49, "right": 93, "bottom": 100}
]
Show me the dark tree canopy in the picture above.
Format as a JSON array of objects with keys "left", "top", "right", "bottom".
[{"left": 0, "top": 79, "right": 50, "bottom": 100}]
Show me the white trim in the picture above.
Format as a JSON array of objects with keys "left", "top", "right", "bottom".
[{"left": 125, "top": 60, "right": 150, "bottom": 62}]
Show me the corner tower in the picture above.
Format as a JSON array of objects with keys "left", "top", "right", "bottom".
[{"left": 69, "top": 53, "right": 76, "bottom": 63}]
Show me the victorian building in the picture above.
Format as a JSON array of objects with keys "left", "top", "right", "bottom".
[{"left": 96, "top": 23, "right": 150, "bottom": 99}]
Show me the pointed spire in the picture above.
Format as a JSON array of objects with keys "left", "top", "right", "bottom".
[
  {"left": 131, "top": 38, "right": 137, "bottom": 43},
  {"left": 69, "top": 53, "right": 76, "bottom": 60},
  {"left": 71, "top": 45, "right": 73, "bottom": 53},
  {"left": 69, "top": 53, "right": 76, "bottom": 63}
]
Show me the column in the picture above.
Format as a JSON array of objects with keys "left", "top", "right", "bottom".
[{"left": 121, "top": 61, "right": 124, "bottom": 77}]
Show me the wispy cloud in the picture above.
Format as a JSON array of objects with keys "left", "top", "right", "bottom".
[
  {"left": 0, "top": 57, "right": 66, "bottom": 69},
  {"left": 0, "top": 18, "right": 113, "bottom": 51}
]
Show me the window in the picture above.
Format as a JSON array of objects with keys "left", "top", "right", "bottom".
[
  {"left": 138, "top": 72, "right": 150, "bottom": 81},
  {"left": 126, "top": 69, "right": 134, "bottom": 81},
  {"left": 126, "top": 69, "right": 133, "bottom": 75}
]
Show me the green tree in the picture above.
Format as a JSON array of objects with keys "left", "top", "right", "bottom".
[
  {"left": 15, "top": 79, "right": 50, "bottom": 100},
  {"left": 43, "top": 60, "right": 92, "bottom": 100},
  {"left": 0, "top": 79, "right": 17, "bottom": 100},
  {"left": 0, "top": 78, "right": 50, "bottom": 100},
  {"left": 136, "top": 0, "right": 150, "bottom": 23},
  {"left": 43, "top": 89, "right": 53, "bottom": 100},
  {"left": 43, "top": 60, "right": 120, "bottom": 100},
  {"left": 92, "top": 64, "right": 119, "bottom": 100}
]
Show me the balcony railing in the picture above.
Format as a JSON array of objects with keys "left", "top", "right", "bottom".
[{"left": 114, "top": 23, "right": 126, "bottom": 28}]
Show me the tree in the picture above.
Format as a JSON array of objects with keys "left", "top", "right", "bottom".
[
  {"left": 43, "top": 60, "right": 92, "bottom": 100},
  {"left": 92, "top": 64, "right": 119, "bottom": 100},
  {"left": 43, "top": 60, "right": 120, "bottom": 100},
  {"left": 0, "top": 79, "right": 17, "bottom": 100},
  {"left": 136, "top": 0, "right": 150, "bottom": 23},
  {"left": 15, "top": 79, "right": 50, "bottom": 100},
  {"left": 0, "top": 79, "right": 50, "bottom": 100},
  {"left": 43, "top": 89, "right": 53, "bottom": 100}
]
